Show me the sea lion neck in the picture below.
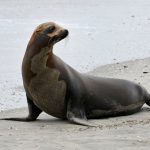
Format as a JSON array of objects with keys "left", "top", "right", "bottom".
[
  {"left": 23, "top": 32, "right": 55, "bottom": 62},
  {"left": 22, "top": 33, "right": 54, "bottom": 86},
  {"left": 30, "top": 46, "right": 53, "bottom": 74}
]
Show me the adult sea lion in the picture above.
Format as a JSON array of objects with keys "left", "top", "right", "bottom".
[{"left": 2, "top": 22, "right": 150, "bottom": 126}]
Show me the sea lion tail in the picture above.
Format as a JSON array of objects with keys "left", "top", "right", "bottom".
[{"left": 145, "top": 93, "right": 150, "bottom": 106}]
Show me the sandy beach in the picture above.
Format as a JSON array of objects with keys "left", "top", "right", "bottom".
[
  {"left": 1, "top": 58, "right": 150, "bottom": 150},
  {"left": 1, "top": 0, "right": 150, "bottom": 149}
]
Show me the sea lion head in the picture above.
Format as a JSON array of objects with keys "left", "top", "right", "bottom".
[{"left": 35, "top": 22, "right": 69, "bottom": 46}]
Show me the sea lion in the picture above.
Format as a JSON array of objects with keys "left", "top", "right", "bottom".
[{"left": 2, "top": 22, "right": 150, "bottom": 126}]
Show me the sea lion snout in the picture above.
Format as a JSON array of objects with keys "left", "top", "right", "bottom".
[
  {"left": 63, "top": 29, "right": 69, "bottom": 37},
  {"left": 58, "top": 29, "right": 69, "bottom": 40},
  {"left": 50, "top": 29, "right": 69, "bottom": 44}
]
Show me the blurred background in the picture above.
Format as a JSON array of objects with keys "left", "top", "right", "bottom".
[{"left": 0, "top": 0, "right": 150, "bottom": 110}]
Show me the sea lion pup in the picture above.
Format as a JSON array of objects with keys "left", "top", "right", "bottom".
[{"left": 2, "top": 22, "right": 150, "bottom": 126}]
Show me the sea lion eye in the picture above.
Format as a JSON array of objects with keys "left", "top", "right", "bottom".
[{"left": 43, "top": 26, "right": 55, "bottom": 34}]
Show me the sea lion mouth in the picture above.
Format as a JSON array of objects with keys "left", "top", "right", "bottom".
[{"left": 57, "top": 29, "right": 69, "bottom": 41}]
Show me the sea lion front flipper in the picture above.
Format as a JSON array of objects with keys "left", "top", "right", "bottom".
[
  {"left": 67, "top": 99, "right": 97, "bottom": 127},
  {"left": 0, "top": 95, "right": 42, "bottom": 122}
]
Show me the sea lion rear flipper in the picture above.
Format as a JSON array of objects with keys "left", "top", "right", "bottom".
[
  {"left": 0, "top": 95, "right": 42, "bottom": 122},
  {"left": 66, "top": 99, "right": 97, "bottom": 127},
  {"left": 67, "top": 115, "right": 97, "bottom": 127}
]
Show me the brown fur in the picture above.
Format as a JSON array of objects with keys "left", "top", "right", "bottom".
[{"left": 22, "top": 22, "right": 69, "bottom": 118}]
